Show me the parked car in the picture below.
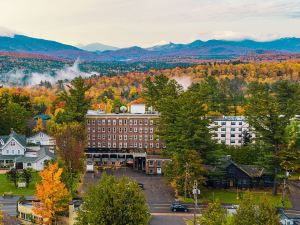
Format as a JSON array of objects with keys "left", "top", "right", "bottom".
[
  {"left": 138, "top": 183, "right": 144, "bottom": 189},
  {"left": 170, "top": 203, "right": 189, "bottom": 212}
]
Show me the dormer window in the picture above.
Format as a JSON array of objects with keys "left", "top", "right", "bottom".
[
  {"left": 0, "top": 139, "right": 4, "bottom": 145},
  {"left": 11, "top": 141, "right": 15, "bottom": 146}
]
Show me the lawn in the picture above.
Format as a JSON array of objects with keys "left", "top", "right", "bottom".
[
  {"left": 0, "top": 172, "right": 40, "bottom": 196},
  {"left": 179, "top": 189, "right": 292, "bottom": 208}
]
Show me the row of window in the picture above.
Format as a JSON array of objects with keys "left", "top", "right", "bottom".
[
  {"left": 87, "top": 119, "right": 154, "bottom": 126},
  {"left": 88, "top": 134, "right": 157, "bottom": 141},
  {"left": 88, "top": 142, "right": 160, "bottom": 149},
  {"left": 88, "top": 127, "right": 154, "bottom": 133},
  {"left": 219, "top": 134, "right": 242, "bottom": 138},
  {"left": 214, "top": 121, "right": 244, "bottom": 126},
  {"left": 219, "top": 127, "right": 243, "bottom": 132},
  {"left": 4, "top": 149, "right": 21, "bottom": 155},
  {"left": 220, "top": 140, "right": 242, "bottom": 144}
]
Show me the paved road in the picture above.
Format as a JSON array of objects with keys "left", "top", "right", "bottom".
[
  {"left": 289, "top": 181, "right": 300, "bottom": 210},
  {"left": 82, "top": 167, "right": 194, "bottom": 225},
  {"left": 0, "top": 196, "right": 20, "bottom": 217}
]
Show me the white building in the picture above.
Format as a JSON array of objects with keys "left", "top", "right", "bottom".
[
  {"left": 27, "top": 131, "right": 55, "bottom": 146},
  {"left": 0, "top": 130, "right": 55, "bottom": 170},
  {"left": 211, "top": 116, "right": 255, "bottom": 146}
]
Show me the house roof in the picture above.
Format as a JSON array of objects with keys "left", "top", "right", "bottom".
[
  {"left": 0, "top": 131, "right": 26, "bottom": 148},
  {"left": 206, "top": 159, "right": 266, "bottom": 178},
  {"left": 279, "top": 209, "right": 300, "bottom": 220},
  {"left": 34, "top": 114, "right": 51, "bottom": 120},
  {"left": 16, "top": 147, "right": 55, "bottom": 163}
]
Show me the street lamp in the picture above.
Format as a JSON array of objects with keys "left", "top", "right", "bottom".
[{"left": 192, "top": 180, "right": 200, "bottom": 225}]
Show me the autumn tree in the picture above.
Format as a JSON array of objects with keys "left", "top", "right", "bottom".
[
  {"left": 6, "top": 168, "right": 19, "bottom": 188},
  {"left": 0, "top": 209, "right": 3, "bottom": 225},
  {"left": 76, "top": 174, "right": 150, "bottom": 225},
  {"left": 198, "top": 200, "right": 228, "bottom": 225},
  {"left": 33, "top": 118, "right": 44, "bottom": 133},
  {"left": 33, "top": 163, "right": 70, "bottom": 224}
]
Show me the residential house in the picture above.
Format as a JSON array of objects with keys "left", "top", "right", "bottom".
[
  {"left": 206, "top": 158, "right": 274, "bottom": 189},
  {"left": 0, "top": 130, "right": 55, "bottom": 171}
]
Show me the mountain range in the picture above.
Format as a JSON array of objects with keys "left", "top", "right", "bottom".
[{"left": 1, "top": 34, "right": 300, "bottom": 61}]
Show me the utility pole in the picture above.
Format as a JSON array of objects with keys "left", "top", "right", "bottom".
[
  {"left": 193, "top": 180, "right": 200, "bottom": 225},
  {"left": 184, "top": 162, "right": 189, "bottom": 200}
]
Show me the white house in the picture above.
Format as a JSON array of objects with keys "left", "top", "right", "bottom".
[
  {"left": 0, "top": 130, "right": 55, "bottom": 170},
  {"left": 27, "top": 131, "right": 55, "bottom": 146}
]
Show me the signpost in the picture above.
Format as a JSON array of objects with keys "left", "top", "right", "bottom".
[{"left": 192, "top": 180, "right": 200, "bottom": 225}]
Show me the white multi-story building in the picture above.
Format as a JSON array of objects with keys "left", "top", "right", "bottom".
[{"left": 211, "top": 116, "right": 255, "bottom": 146}]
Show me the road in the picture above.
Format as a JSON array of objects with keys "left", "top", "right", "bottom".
[{"left": 82, "top": 167, "right": 195, "bottom": 225}]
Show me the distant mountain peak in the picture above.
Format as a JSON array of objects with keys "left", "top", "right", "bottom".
[{"left": 77, "top": 43, "right": 119, "bottom": 52}]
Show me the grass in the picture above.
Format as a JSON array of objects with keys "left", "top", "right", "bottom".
[
  {"left": 179, "top": 189, "right": 292, "bottom": 208},
  {"left": 0, "top": 172, "right": 40, "bottom": 196}
]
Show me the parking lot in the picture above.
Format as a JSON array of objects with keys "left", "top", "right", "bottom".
[{"left": 82, "top": 167, "right": 193, "bottom": 225}]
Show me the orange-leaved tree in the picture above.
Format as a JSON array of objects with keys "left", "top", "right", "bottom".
[
  {"left": 33, "top": 163, "right": 71, "bottom": 224},
  {"left": 33, "top": 118, "right": 44, "bottom": 133}
]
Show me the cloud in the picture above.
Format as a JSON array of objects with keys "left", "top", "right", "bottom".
[
  {"left": 202, "top": 31, "right": 283, "bottom": 41},
  {"left": 0, "top": 26, "right": 16, "bottom": 37},
  {"left": 0, "top": 59, "right": 97, "bottom": 86}
]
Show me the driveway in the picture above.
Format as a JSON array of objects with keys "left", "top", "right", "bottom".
[{"left": 289, "top": 181, "right": 300, "bottom": 210}]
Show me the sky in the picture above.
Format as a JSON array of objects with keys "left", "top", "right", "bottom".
[{"left": 0, "top": 0, "right": 300, "bottom": 48}]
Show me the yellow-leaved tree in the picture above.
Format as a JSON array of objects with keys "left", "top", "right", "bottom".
[
  {"left": 33, "top": 163, "right": 70, "bottom": 224},
  {"left": 33, "top": 118, "right": 44, "bottom": 133},
  {"left": 0, "top": 209, "right": 3, "bottom": 225}
]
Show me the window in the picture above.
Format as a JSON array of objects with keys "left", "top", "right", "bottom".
[
  {"left": 139, "top": 143, "right": 143, "bottom": 148},
  {"left": 221, "top": 122, "right": 226, "bottom": 125},
  {"left": 149, "top": 160, "right": 154, "bottom": 166},
  {"left": 150, "top": 135, "right": 154, "bottom": 140},
  {"left": 221, "top": 134, "right": 225, "bottom": 137},
  {"left": 124, "top": 127, "right": 127, "bottom": 133},
  {"left": 119, "top": 135, "right": 122, "bottom": 140},
  {"left": 113, "top": 120, "right": 116, "bottom": 125},
  {"left": 124, "top": 142, "right": 127, "bottom": 148},
  {"left": 119, "top": 143, "right": 123, "bottom": 148},
  {"left": 230, "top": 140, "right": 235, "bottom": 144},
  {"left": 150, "top": 143, "right": 154, "bottom": 148},
  {"left": 27, "top": 163, "right": 32, "bottom": 167},
  {"left": 129, "top": 128, "right": 133, "bottom": 132},
  {"left": 238, "top": 134, "right": 242, "bottom": 137},
  {"left": 87, "top": 120, "right": 90, "bottom": 125},
  {"left": 18, "top": 150, "right": 20, "bottom": 154},
  {"left": 108, "top": 135, "right": 111, "bottom": 140},
  {"left": 231, "top": 128, "right": 235, "bottom": 131},
  {"left": 102, "top": 134, "right": 105, "bottom": 139},
  {"left": 124, "top": 119, "right": 127, "bottom": 125},
  {"left": 108, "top": 119, "right": 111, "bottom": 125},
  {"left": 102, "top": 119, "right": 106, "bottom": 125},
  {"left": 221, "top": 128, "right": 226, "bottom": 131},
  {"left": 134, "top": 135, "right": 137, "bottom": 140},
  {"left": 113, "top": 135, "right": 116, "bottom": 140},
  {"left": 144, "top": 128, "right": 148, "bottom": 133},
  {"left": 92, "top": 128, "right": 95, "bottom": 133},
  {"left": 129, "top": 120, "right": 133, "bottom": 125},
  {"left": 231, "top": 122, "right": 236, "bottom": 125},
  {"left": 150, "top": 128, "right": 154, "bottom": 133},
  {"left": 134, "top": 127, "right": 138, "bottom": 133},
  {"left": 144, "top": 119, "right": 148, "bottom": 125},
  {"left": 98, "top": 142, "right": 101, "bottom": 147},
  {"left": 239, "top": 128, "right": 242, "bottom": 131},
  {"left": 157, "top": 161, "right": 161, "bottom": 167},
  {"left": 108, "top": 127, "right": 111, "bottom": 132},
  {"left": 92, "top": 120, "right": 95, "bottom": 125},
  {"left": 129, "top": 135, "right": 133, "bottom": 140},
  {"left": 139, "top": 120, "right": 143, "bottom": 125},
  {"left": 102, "top": 127, "right": 105, "bottom": 132},
  {"left": 12, "top": 150, "right": 14, "bottom": 154},
  {"left": 11, "top": 141, "right": 15, "bottom": 146},
  {"left": 108, "top": 142, "right": 111, "bottom": 148},
  {"left": 239, "top": 122, "right": 242, "bottom": 125},
  {"left": 98, "top": 127, "right": 101, "bottom": 132},
  {"left": 150, "top": 120, "right": 153, "bottom": 125},
  {"left": 231, "top": 134, "right": 235, "bottom": 138},
  {"left": 113, "top": 127, "right": 116, "bottom": 133},
  {"left": 119, "top": 120, "right": 122, "bottom": 125},
  {"left": 134, "top": 142, "right": 137, "bottom": 147},
  {"left": 139, "top": 135, "right": 143, "bottom": 141},
  {"left": 98, "top": 134, "right": 101, "bottom": 139},
  {"left": 124, "top": 135, "right": 127, "bottom": 140},
  {"left": 119, "top": 127, "right": 122, "bottom": 133},
  {"left": 156, "top": 143, "right": 160, "bottom": 148},
  {"left": 139, "top": 128, "right": 143, "bottom": 133},
  {"left": 113, "top": 143, "right": 116, "bottom": 148},
  {"left": 145, "top": 135, "right": 148, "bottom": 140},
  {"left": 144, "top": 144, "right": 148, "bottom": 148},
  {"left": 134, "top": 120, "right": 137, "bottom": 125}
]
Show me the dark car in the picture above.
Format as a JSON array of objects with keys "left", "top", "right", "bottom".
[
  {"left": 170, "top": 203, "right": 188, "bottom": 212},
  {"left": 138, "top": 183, "right": 144, "bottom": 189}
]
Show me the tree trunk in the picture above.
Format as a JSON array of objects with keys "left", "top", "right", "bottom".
[{"left": 272, "top": 167, "right": 278, "bottom": 196}]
